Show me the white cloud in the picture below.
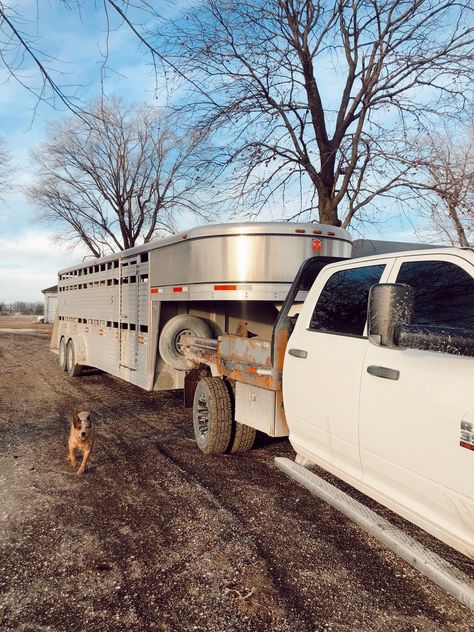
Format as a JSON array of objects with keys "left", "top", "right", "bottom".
[{"left": 0, "top": 229, "right": 87, "bottom": 302}]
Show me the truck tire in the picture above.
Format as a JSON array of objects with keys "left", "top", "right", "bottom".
[
  {"left": 223, "top": 378, "right": 256, "bottom": 453},
  {"left": 66, "top": 339, "right": 83, "bottom": 377},
  {"left": 58, "top": 337, "right": 68, "bottom": 371},
  {"left": 159, "top": 315, "right": 211, "bottom": 371},
  {"left": 193, "top": 377, "right": 232, "bottom": 454},
  {"left": 230, "top": 423, "right": 256, "bottom": 453}
]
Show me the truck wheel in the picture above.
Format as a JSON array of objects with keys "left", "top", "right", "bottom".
[
  {"left": 230, "top": 423, "right": 256, "bottom": 453},
  {"left": 193, "top": 377, "right": 232, "bottom": 454},
  {"left": 66, "top": 339, "right": 83, "bottom": 377},
  {"left": 159, "top": 315, "right": 211, "bottom": 371},
  {"left": 58, "top": 337, "right": 68, "bottom": 371},
  {"left": 223, "top": 378, "right": 256, "bottom": 453}
]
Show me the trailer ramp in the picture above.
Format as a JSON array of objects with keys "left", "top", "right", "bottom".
[{"left": 275, "top": 457, "right": 474, "bottom": 610}]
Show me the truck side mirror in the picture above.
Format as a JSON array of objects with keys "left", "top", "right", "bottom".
[{"left": 367, "top": 284, "right": 414, "bottom": 348}]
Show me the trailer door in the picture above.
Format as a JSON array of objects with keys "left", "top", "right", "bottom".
[{"left": 119, "top": 255, "right": 141, "bottom": 372}]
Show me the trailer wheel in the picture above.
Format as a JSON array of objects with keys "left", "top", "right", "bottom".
[
  {"left": 66, "top": 339, "right": 83, "bottom": 377},
  {"left": 193, "top": 377, "right": 232, "bottom": 454},
  {"left": 159, "top": 315, "right": 211, "bottom": 371},
  {"left": 58, "top": 337, "right": 68, "bottom": 371}
]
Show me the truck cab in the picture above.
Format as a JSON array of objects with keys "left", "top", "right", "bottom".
[{"left": 283, "top": 248, "right": 474, "bottom": 559}]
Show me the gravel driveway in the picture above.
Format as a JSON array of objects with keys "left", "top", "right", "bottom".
[{"left": 0, "top": 330, "right": 472, "bottom": 631}]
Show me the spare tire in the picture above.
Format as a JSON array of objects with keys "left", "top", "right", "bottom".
[{"left": 159, "top": 315, "right": 211, "bottom": 371}]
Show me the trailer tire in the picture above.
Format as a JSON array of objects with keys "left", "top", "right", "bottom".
[
  {"left": 58, "top": 337, "right": 68, "bottom": 371},
  {"left": 193, "top": 377, "right": 232, "bottom": 454},
  {"left": 159, "top": 315, "right": 211, "bottom": 371},
  {"left": 66, "top": 339, "right": 83, "bottom": 377}
]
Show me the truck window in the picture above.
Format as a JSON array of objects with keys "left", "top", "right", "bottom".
[
  {"left": 309, "top": 264, "right": 385, "bottom": 336},
  {"left": 396, "top": 260, "right": 474, "bottom": 329}
]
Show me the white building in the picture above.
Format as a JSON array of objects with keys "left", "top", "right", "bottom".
[{"left": 41, "top": 285, "right": 58, "bottom": 323}]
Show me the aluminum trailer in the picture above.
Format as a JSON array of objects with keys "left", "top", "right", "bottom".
[{"left": 52, "top": 222, "right": 352, "bottom": 396}]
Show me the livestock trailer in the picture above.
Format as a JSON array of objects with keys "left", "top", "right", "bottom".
[{"left": 51, "top": 222, "right": 352, "bottom": 395}]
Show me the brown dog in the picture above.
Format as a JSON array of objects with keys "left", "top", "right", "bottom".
[{"left": 68, "top": 411, "right": 96, "bottom": 475}]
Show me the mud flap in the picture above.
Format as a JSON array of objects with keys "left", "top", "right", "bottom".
[{"left": 184, "top": 366, "right": 211, "bottom": 407}]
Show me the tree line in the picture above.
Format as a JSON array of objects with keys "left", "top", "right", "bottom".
[
  {"left": 0, "top": 301, "right": 43, "bottom": 315},
  {"left": 0, "top": 0, "right": 473, "bottom": 251}
]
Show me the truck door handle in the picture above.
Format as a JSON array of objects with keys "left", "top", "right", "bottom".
[
  {"left": 288, "top": 348, "right": 307, "bottom": 359},
  {"left": 367, "top": 365, "right": 399, "bottom": 381}
]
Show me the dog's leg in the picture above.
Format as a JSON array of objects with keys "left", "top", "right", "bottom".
[
  {"left": 77, "top": 449, "right": 91, "bottom": 476},
  {"left": 68, "top": 445, "right": 77, "bottom": 469}
]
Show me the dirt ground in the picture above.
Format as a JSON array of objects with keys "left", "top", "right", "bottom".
[
  {"left": 0, "top": 314, "right": 52, "bottom": 335},
  {"left": 0, "top": 329, "right": 473, "bottom": 632}
]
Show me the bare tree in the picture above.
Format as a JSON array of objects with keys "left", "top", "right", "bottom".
[
  {"left": 0, "top": 2, "right": 188, "bottom": 118},
  {"left": 29, "top": 99, "right": 216, "bottom": 256},
  {"left": 155, "top": 0, "right": 474, "bottom": 226},
  {"left": 0, "top": 2, "right": 160, "bottom": 116},
  {"left": 398, "top": 128, "right": 474, "bottom": 247}
]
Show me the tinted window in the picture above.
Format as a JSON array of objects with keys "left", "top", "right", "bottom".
[
  {"left": 310, "top": 265, "right": 385, "bottom": 336},
  {"left": 396, "top": 260, "right": 474, "bottom": 329}
]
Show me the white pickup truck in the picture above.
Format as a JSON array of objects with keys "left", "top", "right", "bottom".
[{"left": 182, "top": 247, "right": 474, "bottom": 563}]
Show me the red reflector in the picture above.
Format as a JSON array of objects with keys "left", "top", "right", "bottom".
[
  {"left": 150, "top": 288, "right": 158, "bottom": 294},
  {"left": 173, "top": 287, "right": 183, "bottom": 293},
  {"left": 295, "top": 228, "right": 306, "bottom": 233},
  {"left": 312, "top": 239, "right": 322, "bottom": 253},
  {"left": 327, "top": 231, "right": 336, "bottom": 236},
  {"left": 313, "top": 229, "right": 322, "bottom": 235},
  {"left": 214, "top": 284, "right": 237, "bottom": 291}
]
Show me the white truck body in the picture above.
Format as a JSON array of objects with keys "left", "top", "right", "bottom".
[
  {"left": 183, "top": 246, "right": 474, "bottom": 561},
  {"left": 283, "top": 248, "right": 474, "bottom": 559}
]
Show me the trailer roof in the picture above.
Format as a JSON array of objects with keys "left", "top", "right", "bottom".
[{"left": 58, "top": 221, "right": 352, "bottom": 275}]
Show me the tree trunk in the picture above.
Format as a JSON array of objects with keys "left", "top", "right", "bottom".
[
  {"left": 317, "top": 188, "right": 341, "bottom": 227},
  {"left": 447, "top": 204, "right": 470, "bottom": 247}
]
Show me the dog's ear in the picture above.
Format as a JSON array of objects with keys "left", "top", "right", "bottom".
[{"left": 73, "top": 412, "right": 81, "bottom": 428}]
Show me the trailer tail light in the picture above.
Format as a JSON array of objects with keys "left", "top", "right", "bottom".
[
  {"left": 173, "top": 286, "right": 188, "bottom": 293},
  {"left": 214, "top": 284, "right": 237, "bottom": 291},
  {"left": 313, "top": 229, "right": 322, "bottom": 235},
  {"left": 150, "top": 288, "right": 158, "bottom": 294},
  {"left": 295, "top": 228, "right": 306, "bottom": 233},
  {"left": 327, "top": 231, "right": 336, "bottom": 236}
]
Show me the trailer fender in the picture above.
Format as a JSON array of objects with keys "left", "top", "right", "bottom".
[
  {"left": 67, "top": 334, "right": 87, "bottom": 365},
  {"left": 184, "top": 366, "right": 211, "bottom": 407}
]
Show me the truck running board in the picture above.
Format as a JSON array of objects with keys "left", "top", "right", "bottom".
[{"left": 274, "top": 457, "right": 474, "bottom": 611}]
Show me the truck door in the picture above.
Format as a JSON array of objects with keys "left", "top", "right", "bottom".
[
  {"left": 359, "top": 254, "right": 474, "bottom": 556},
  {"left": 284, "top": 260, "right": 390, "bottom": 482}
]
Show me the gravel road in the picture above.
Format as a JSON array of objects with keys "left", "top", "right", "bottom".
[{"left": 0, "top": 330, "right": 473, "bottom": 631}]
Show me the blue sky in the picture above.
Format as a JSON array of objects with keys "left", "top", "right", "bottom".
[{"left": 0, "top": 1, "right": 422, "bottom": 303}]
